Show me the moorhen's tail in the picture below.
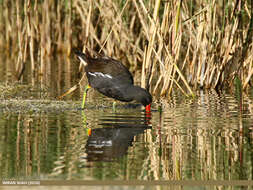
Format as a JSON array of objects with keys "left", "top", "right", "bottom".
[{"left": 74, "top": 49, "right": 92, "bottom": 66}]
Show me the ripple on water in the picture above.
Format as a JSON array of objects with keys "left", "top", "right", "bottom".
[{"left": 0, "top": 91, "right": 252, "bottom": 181}]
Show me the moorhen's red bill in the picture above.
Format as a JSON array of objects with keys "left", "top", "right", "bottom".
[{"left": 75, "top": 50, "right": 152, "bottom": 110}]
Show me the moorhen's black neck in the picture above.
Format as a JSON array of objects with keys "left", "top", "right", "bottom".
[{"left": 126, "top": 85, "right": 152, "bottom": 106}]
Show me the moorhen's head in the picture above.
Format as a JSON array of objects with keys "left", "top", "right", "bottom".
[{"left": 128, "top": 86, "right": 152, "bottom": 107}]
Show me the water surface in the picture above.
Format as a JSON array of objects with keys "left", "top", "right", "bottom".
[{"left": 0, "top": 90, "right": 252, "bottom": 183}]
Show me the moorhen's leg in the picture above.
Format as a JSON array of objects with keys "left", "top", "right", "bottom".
[
  {"left": 82, "top": 84, "right": 91, "bottom": 109},
  {"left": 112, "top": 101, "right": 116, "bottom": 112}
]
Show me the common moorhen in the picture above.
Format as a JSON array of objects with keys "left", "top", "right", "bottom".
[{"left": 75, "top": 50, "right": 152, "bottom": 111}]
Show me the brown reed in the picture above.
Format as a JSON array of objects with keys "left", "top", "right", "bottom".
[{"left": 0, "top": 0, "right": 252, "bottom": 98}]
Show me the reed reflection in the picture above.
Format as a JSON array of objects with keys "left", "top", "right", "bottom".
[{"left": 84, "top": 111, "right": 151, "bottom": 162}]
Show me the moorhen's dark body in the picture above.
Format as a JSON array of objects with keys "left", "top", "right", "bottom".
[{"left": 75, "top": 51, "right": 152, "bottom": 108}]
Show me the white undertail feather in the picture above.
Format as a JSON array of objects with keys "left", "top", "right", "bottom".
[{"left": 78, "top": 56, "right": 88, "bottom": 66}]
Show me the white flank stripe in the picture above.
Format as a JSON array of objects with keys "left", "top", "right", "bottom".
[
  {"left": 104, "top": 74, "right": 113, "bottom": 79},
  {"left": 88, "top": 72, "right": 112, "bottom": 79},
  {"left": 88, "top": 72, "right": 96, "bottom": 77}
]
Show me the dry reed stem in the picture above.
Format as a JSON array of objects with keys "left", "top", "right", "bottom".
[
  {"left": 99, "top": 0, "right": 130, "bottom": 53},
  {"left": 243, "top": 60, "right": 253, "bottom": 90},
  {"left": 0, "top": 0, "right": 252, "bottom": 98},
  {"left": 26, "top": 0, "right": 35, "bottom": 75},
  {"left": 164, "top": 45, "right": 193, "bottom": 97},
  {"left": 140, "top": 0, "right": 161, "bottom": 88}
]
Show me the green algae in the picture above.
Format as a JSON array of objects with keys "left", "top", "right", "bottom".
[{"left": 0, "top": 83, "right": 143, "bottom": 113}]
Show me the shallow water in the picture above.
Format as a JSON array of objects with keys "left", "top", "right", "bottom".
[
  {"left": 0, "top": 90, "right": 252, "bottom": 185},
  {"left": 0, "top": 55, "right": 252, "bottom": 189}
]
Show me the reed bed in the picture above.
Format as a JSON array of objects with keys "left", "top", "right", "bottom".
[{"left": 0, "top": 0, "right": 252, "bottom": 98}]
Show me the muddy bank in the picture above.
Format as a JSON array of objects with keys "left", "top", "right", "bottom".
[
  {"left": 0, "top": 83, "right": 89, "bottom": 113},
  {"left": 0, "top": 99, "right": 83, "bottom": 113},
  {"left": 0, "top": 83, "right": 145, "bottom": 113}
]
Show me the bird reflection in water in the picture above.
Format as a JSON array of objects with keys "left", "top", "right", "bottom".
[{"left": 84, "top": 111, "right": 151, "bottom": 162}]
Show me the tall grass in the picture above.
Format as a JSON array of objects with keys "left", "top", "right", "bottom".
[{"left": 0, "top": 0, "right": 252, "bottom": 97}]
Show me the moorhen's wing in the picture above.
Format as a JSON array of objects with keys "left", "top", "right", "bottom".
[{"left": 85, "top": 56, "right": 134, "bottom": 85}]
